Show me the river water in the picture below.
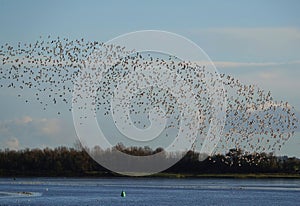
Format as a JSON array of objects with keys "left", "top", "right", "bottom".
[{"left": 0, "top": 178, "right": 299, "bottom": 205}]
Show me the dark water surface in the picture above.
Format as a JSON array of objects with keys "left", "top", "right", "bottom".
[{"left": 0, "top": 178, "right": 299, "bottom": 205}]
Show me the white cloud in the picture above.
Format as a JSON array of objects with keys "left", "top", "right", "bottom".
[
  {"left": 258, "top": 71, "right": 280, "bottom": 80},
  {"left": 212, "top": 60, "right": 300, "bottom": 69},
  {"left": 14, "top": 115, "right": 33, "bottom": 124},
  {"left": 40, "top": 118, "right": 62, "bottom": 135},
  {"left": 0, "top": 116, "right": 76, "bottom": 149},
  {"left": 1, "top": 116, "right": 62, "bottom": 136},
  {"left": 4, "top": 137, "right": 20, "bottom": 150}
]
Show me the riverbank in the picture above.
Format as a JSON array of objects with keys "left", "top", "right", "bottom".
[
  {"left": 150, "top": 173, "right": 300, "bottom": 179},
  {"left": 2, "top": 172, "right": 300, "bottom": 179}
]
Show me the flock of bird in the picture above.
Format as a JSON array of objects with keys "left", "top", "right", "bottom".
[{"left": 0, "top": 36, "right": 298, "bottom": 166}]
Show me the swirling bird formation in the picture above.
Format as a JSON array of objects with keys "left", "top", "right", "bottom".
[{"left": 0, "top": 36, "right": 298, "bottom": 165}]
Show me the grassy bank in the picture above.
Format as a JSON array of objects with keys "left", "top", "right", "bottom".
[
  {"left": 2, "top": 172, "right": 300, "bottom": 179},
  {"left": 149, "top": 173, "right": 300, "bottom": 179}
]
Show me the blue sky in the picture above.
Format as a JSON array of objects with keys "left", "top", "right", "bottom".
[{"left": 0, "top": 0, "right": 300, "bottom": 156}]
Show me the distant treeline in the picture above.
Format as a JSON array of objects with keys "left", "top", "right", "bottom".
[{"left": 0, "top": 145, "right": 299, "bottom": 177}]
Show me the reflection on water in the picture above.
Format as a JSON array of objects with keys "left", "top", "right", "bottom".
[{"left": 0, "top": 178, "right": 299, "bottom": 206}]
